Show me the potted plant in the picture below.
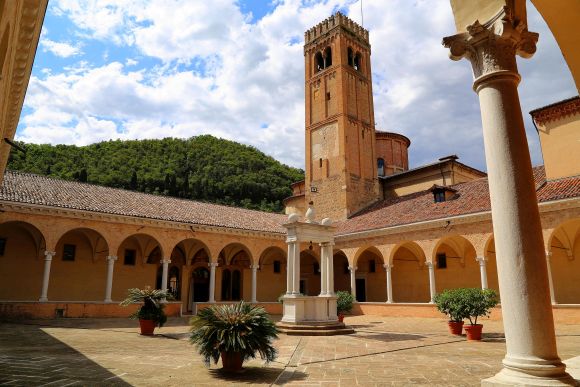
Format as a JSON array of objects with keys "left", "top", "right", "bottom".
[
  {"left": 434, "top": 289, "right": 466, "bottom": 335},
  {"left": 336, "top": 290, "right": 354, "bottom": 323},
  {"left": 189, "top": 301, "right": 278, "bottom": 372},
  {"left": 120, "top": 287, "right": 172, "bottom": 335},
  {"left": 458, "top": 288, "right": 499, "bottom": 340}
]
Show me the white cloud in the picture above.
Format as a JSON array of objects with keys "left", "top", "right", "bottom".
[
  {"left": 40, "top": 38, "right": 82, "bottom": 58},
  {"left": 19, "top": 0, "right": 578, "bottom": 172}
]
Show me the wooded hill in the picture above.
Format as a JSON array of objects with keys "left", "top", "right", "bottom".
[{"left": 7, "top": 135, "right": 304, "bottom": 213}]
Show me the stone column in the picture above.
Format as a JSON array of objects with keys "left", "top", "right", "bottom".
[
  {"left": 546, "top": 251, "right": 557, "bottom": 305},
  {"left": 293, "top": 243, "right": 300, "bottom": 295},
  {"left": 349, "top": 266, "right": 357, "bottom": 300},
  {"left": 444, "top": 9, "right": 574, "bottom": 384},
  {"left": 208, "top": 262, "right": 218, "bottom": 303},
  {"left": 104, "top": 255, "right": 118, "bottom": 303},
  {"left": 327, "top": 243, "right": 335, "bottom": 295},
  {"left": 161, "top": 258, "right": 171, "bottom": 292},
  {"left": 476, "top": 257, "right": 488, "bottom": 290},
  {"left": 286, "top": 240, "right": 295, "bottom": 294},
  {"left": 251, "top": 264, "right": 259, "bottom": 303},
  {"left": 384, "top": 263, "right": 393, "bottom": 303},
  {"left": 319, "top": 243, "right": 328, "bottom": 296},
  {"left": 426, "top": 262, "right": 436, "bottom": 303},
  {"left": 39, "top": 250, "right": 56, "bottom": 302}
]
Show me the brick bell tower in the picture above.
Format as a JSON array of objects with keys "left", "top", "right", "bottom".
[{"left": 304, "top": 12, "right": 379, "bottom": 221}]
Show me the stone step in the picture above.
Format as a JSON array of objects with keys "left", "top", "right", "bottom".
[
  {"left": 278, "top": 327, "right": 355, "bottom": 336},
  {"left": 276, "top": 322, "right": 347, "bottom": 331}
]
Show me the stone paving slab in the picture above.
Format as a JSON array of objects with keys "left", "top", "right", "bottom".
[{"left": 0, "top": 315, "right": 579, "bottom": 386}]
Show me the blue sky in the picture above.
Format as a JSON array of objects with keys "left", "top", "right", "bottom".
[{"left": 17, "top": 0, "right": 578, "bottom": 171}]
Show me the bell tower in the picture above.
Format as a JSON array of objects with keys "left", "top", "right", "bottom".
[{"left": 304, "top": 13, "right": 379, "bottom": 221}]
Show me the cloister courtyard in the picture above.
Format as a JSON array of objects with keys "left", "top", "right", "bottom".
[{"left": 1, "top": 315, "right": 580, "bottom": 386}]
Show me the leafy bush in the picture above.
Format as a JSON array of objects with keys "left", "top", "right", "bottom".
[
  {"left": 120, "top": 287, "right": 172, "bottom": 327},
  {"left": 336, "top": 291, "right": 354, "bottom": 314},
  {"left": 434, "top": 288, "right": 498, "bottom": 325},
  {"left": 189, "top": 302, "right": 278, "bottom": 366},
  {"left": 434, "top": 289, "right": 465, "bottom": 322}
]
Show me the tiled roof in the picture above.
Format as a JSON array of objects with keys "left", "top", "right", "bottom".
[
  {"left": 0, "top": 171, "right": 287, "bottom": 234},
  {"left": 336, "top": 166, "right": 580, "bottom": 235}
]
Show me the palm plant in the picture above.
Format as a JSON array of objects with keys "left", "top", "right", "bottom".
[
  {"left": 120, "top": 287, "right": 172, "bottom": 327},
  {"left": 189, "top": 301, "right": 278, "bottom": 368}
]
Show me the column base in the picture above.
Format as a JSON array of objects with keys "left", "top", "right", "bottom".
[
  {"left": 482, "top": 365, "right": 578, "bottom": 386},
  {"left": 39, "top": 297, "right": 48, "bottom": 302},
  {"left": 104, "top": 299, "right": 112, "bottom": 303}
]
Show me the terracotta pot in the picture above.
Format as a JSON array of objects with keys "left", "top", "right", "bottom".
[
  {"left": 139, "top": 319, "right": 156, "bottom": 336},
  {"left": 447, "top": 320, "right": 464, "bottom": 335},
  {"left": 338, "top": 313, "right": 345, "bottom": 323},
  {"left": 464, "top": 324, "right": 483, "bottom": 341},
  {"left": 221, "top": 351, "right": 243, "bottom": 372}
]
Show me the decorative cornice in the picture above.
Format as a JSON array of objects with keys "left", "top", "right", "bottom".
[
  {"left": 530, "top": 96, "right": 580, "bottom": 126},
  {"left": 442, "top": 6, "right": 538, "bottom": 85}
]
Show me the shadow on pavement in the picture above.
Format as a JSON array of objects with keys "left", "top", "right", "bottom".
[
  {"left": 0, "top": 322, "right": 131, "bottom": 386},
  {"left": 209, "top": 366, "right": 306, "bottom": 385}
]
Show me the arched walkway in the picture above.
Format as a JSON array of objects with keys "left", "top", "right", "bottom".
[
  {"left": 114, "top": 233, "right": 163, "bottom": 301},
  {"left": 257, "top": 246, "right": 286, "bottom": 301},
  {"left": 432, "top": 235, "right": 479, "bottom": 293},
  {"left": 548, "top": 218, "right": 580, "bottom": 304},
  {"left": 0, "top": 221, "right": 46, "bottom": 300},
  {"left": 217, "top": 243, "right": 251, "bottom": 301},
  {"left": 354, "top": 247, "right": 385, "bottom": 302},
  {"left": 51, "top": 228, "right": 109, "bottom": 301},
  {"left": 333, "top": 251, "right": 350, "bottom": 293},
  {"left": 391, "top": 242, "right": 429, "bottom": 303},
  {"left": 483, "top": 235, "right": 500, "bottom": 295}
]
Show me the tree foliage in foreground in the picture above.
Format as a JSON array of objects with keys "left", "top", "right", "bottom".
[{"left": 7, "top": 135, "right": 304, "bottom": 213}]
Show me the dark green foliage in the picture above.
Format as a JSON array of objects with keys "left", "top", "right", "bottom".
[
  {"left": 120, "top": 287, "right": 173, "bottom": 327},
  {"left": 189, "top": 302, "right": 278, "bottom": 366},
  {"left": 336, "top": 290, "right": 354, "bottom": 314},
  {"left": 7, "top": 135, "right": 304, "bottom": 213},
  {"left": 435, "top": 288, "right": 499, "bottom": 325}
]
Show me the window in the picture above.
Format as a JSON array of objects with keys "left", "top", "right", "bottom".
[
  {"left": 377, "top": 158, "right": 385, "bottom": 177},
  {"left": 353, "top": 53, "right": 361, "bottom": 71},
  {"left": 369, "top": 259, "right": 376, "bottom": 273},
  {"left": 434, "top": 191, "right": 446, "bottom": 203},
  {"left": 437, "top": 253, "right": 447, "bottom": 269},
  {"left": 273, "top": 260, "right": 281, "bottom": 273},
  {"left": 313, "top": 262, "right": 320, "bottom": 275},
  {"left": 319, "top": 158, "right": 323, "bottom": 168},
  {"left": 324, "top": 47, "right": 332, "bottom": 67},
  {"left": 315, "top": 52, "right": 324, "bottom": 72},
  {"left": 63, "top": 244, "right": 76, "bottom": 261},
  {"left": 326, "top": 92, "right": 331, "bottom": 100},
  {"left": 0, "top": 238, "right": 6, "bottom": 256},
  {"left": 124, "top": 249, "right": 136, "bottom": 265}
]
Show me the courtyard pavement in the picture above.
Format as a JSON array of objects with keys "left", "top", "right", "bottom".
[{"left": 1, "top": 315, "right": 579, "bottom": 386}]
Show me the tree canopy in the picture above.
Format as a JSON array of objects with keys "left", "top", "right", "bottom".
[{"left": 8, "top": 135, "right": 304, "bottom": 213}]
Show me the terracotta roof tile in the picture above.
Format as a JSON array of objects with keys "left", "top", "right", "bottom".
[
  {"left": 336, "top": 166, "right": 580, "bottom": 235},
  {"left": 0, "top": 171, "right": 287, "bottom": 234}
]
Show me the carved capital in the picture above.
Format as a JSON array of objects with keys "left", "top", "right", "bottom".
[
  {"left": 44, "top": 250, "right": 56, "bottom": 260},
  {"left": 348, "top": 266, "right": 357, "bottom": 272},
  {"left": 208, "top": 262, "right": 219, "bottom": 268},
  {"left": 442, "top": 6, "right": 538, "bottom": 83},
  {"left": 162, "top": 258, "right": 171, "bottom": 265},
  {"left": 383, "top": 263, "right": 393, "bottom": 271},
  {"left": 107, "top": 255, "right": 118, "bottom": 262},
  {"left": 425, "top": 261, "right": 434, "bottom": 269}
]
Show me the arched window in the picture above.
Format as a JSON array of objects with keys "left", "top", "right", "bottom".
[
  {"left": 315, "top": 52, "right": 324, "bottom": 73},
  {"left": 221, "top": 269, "right": 231, "bottom": 300},
  {"left": 377, "top": 158, "right": 385, "bottom": 176},
  {"left": 232, "top": 270, "right": 242, "bottom": 301},
  {"left": 354, "top": 53, "right": 361, "bottom": 71},
  {"left": 324, "top": 46, "right": 332, "bottom": 67}
]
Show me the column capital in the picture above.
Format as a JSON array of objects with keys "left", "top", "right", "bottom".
[
  {"left": 383, "top": 263, "right": 393, "bottom": 271},
  {"left": 348, "top": 266, "right": 357, "bottom": 272},
  {"left": 425, "top": 261, "right": 434, "bottom": 269},
  {"left": 442, "top": 6, "right": 538, "bottom": 85},
  {"left": 161, "top": 258, "right": 171, "bottom": 264},
  {"left": 208, "top": 262, "right": 219, "bottom": 267},
  {"left": 545, "top": 250, "right": 552, "bottom": 259},
  {"left": 107, "top": 255, "right": 118, "bottom": 262},
  {"left": 476, "top": 256, "right": 487, "bottom": 264},
  {"left": 250, "top": 264, "right": 260, "bottom": 270},
  {"left": 44, "top": 250, "right": 56, "bottom": 259},
  {"left": 286, "top": 237, "right": 298, "bottom": 244},
  {"left": 319, "top": 241, "right": 335, "bottom": 247}
]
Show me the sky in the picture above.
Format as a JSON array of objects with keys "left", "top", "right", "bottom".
[{"left": 16, "top": 0, "right": 578, "bottom": 171}]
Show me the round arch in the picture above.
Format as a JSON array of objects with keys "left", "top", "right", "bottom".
[
  {"left": 332, "top": 250, "right": 350, "bottom": 293},
  {"left": 257, "top": 246, "right": 287, "bottom": 301},
  {"left": 547, "top": 218, "right": 580, "bottom": 303},
  {"left": 0, "top": 221, "right": 47, "bottom": 300},
  {"left": 353, "top": 246, "right": 386, "bottom": 302},
  {"left": 432, "top": 234, "right": 479, "bottom": 293},
  {"left": 482, "top": 235, "right": 501, "bottom": 296},
  {"left": 216, "top": 242, "right": 252, "bottom": 302},
  {"left": 390, "top": 241, "right": 429, "bottom": 303}
]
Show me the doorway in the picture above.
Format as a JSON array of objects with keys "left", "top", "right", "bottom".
[
  {"left": 192, "top": 267, "right": 210, "bottom": 302},
  {"left": 355, "top": 278, "right": 366, "bottom": 302}
]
